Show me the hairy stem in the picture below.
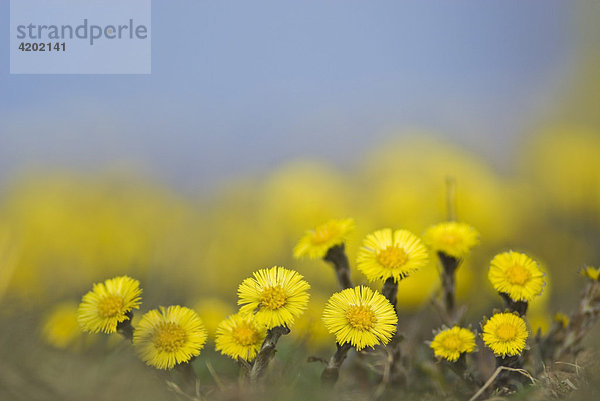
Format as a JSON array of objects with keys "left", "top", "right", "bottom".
[
  {"left": 323, "top": 244, "right": 353, "bottom": 290},
  {"left": 249, "top": 326, "right": 290, "bottom": 382},
  {"left": 438, "top": 252, "right": 461, "bottom": 322},
  {"left": 499, "top": 292, "right": 528, "bottom": 316},
  {"left": 321, "top": 342, "right": 352, "bottom": 386},
  {"left": 116, "top": 312, "right": 134, "bottom": 342},
  {"left": 382, "top": 277, "right": 398, "bottom": 308}
]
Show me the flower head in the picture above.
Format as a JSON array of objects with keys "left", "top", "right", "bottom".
[
  {"left": 43, "top": 302, "right": 83, "bottom": 349},
  {"left": 293, "top": 218, "right": 355, "bottom": 259},
  {"left": 238, "top": 266, "right": 310, "bottom": 329},
  {"left": 357, "top": 229, "right": 429, "bottom": 282},
  {"left": 423, "top": 222, "right": 480, "bottom": 259},
  {"left": 215, "top": 313, "right": 266, "bottom": 361},
  {"left": 322, "top": 286, "right": 397, "bottom": 350},
  {"left": 430, "top": 326, "right": 476, "bottom": 362},
  {"left": 482, "top": 312, "right": 528, "bottom": 357},
  {"left": 77, "top": 276, "right": 142, "bottom": 334},
  {"left": 581, "top": 266, "right": 600, "bottom": 281},
  {"left": 488, "top": 251, "right": 544, "bottom": 302},
  {"left": 133, "top": 305, "right": 207, "bottom": 370},
  {"left": 554, "top": 312, "right": 570, "bottom": 328}
]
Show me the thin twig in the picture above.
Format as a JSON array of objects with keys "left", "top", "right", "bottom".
[{"left": 468, "top": 367, "right": 535, "bottom": 401}]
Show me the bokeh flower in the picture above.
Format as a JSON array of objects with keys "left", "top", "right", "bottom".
[
  {"left": 322, "top": 286, "right": 397, "bottom": 350},
  {"left": 482, "top": 312, "right": 528, "bottom": 357},
  {"left": 554, "top": 312, "right": 570, "bottom": 328},
  {"left": 357, "top": 228, "right": 429, "bottom": 282},
  {"left": 581, "top": 266, "right": 600, "bottom": 281},
  {"left": 215, "top": 313, "right": 266, "bottom": 361},
  {"left": 193, "top": 297, "right": 234, "bottom": 338},
  {"left": 488, "top": 251, "right": 544, "bottom": 302},
  {"left": 77, "top": 276, "right": 142, "bottom": 334},
  {"left": 293, "top": 218, "right": 355, "bottom": 259},
  {"left": 423, "top": 222, "right": 480, "bottom": 259},
  {"left": 42, "top": 302, "right": 84, "bottom": 349},
  {"left": 133, "top": 305, "right": 207, "bottom": 370},
  {"left": 430, "top": 326, "right": 476, "bottom": 362},
  {"left": 238, "top": 266, "right": 310, "bottom": 329}
]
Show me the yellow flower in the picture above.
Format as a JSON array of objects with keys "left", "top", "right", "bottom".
[
  {"left": 423, "top": 222, "right": 480, "bottom": 259},
  {"left": 77, "top": 276, "right": 142, "bottom": 334},
  {"left": 42, "top": 302, "right": 84, "bottom": 349},
  {"left": 215, "top": 313, "right": 266, "bottom": 361},
  {"left": 488, "top": 251, "right": 544, "bottom": 302},
  {"left": 357, "top": 229, "right": 429, "bottom": 282},
  {"left": 293, "top": 218, "right": 355, "bottom": 259},
  {"left": 482, "top": 312, "right": 528, "bottom": 357},
  {"left": 238, "top": 266, "right": 310, "bottom": 329},
  {"left": 133, "top": 305, "right": 207, "bottom": 370},
  {"left": 430, "top": 326, "right": 476, "bottom": 362},
  {"left": 581, "top": 266, "right": 600, "bottom": 281},
  {"left": 322, "top": 286, "right": 397, "bottom": 350},
  {"left": 554, "top": 313, "right": 569, "bottom": 328},
  {"left": 193, "top": 298, "right": 234, "bottom": 338}
]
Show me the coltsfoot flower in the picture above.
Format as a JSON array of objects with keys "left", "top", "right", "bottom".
[
  {"left": 488, "top": 251, "right": 544, "bottom": 302},
  {"left": 133, "top": 305, "right": 207, "bottom": 370},
  {"left": 357, "top": 228, "right": 429, "bottom": 282},
  {"left": 482, "top": 312, "right": 528, "bottom": 357},
  {"left": 430, "top": 326, "right": 476, "bottom": 362},
  {"left": 322, "top": 286, "right": 397, "bottom": 350},
  {"left": 581, "top": 266, "right": 600, "bottom": 281},
  {"left": 554, "top": 312, "right": 570, "bottom": 328},
  {"left": 293, "top": 218, "right": 355, "bottom": 259},
  {"left": 423, "top": 222, "right": 480, "bottom": 259},
  {"left": 77, "top": 276, "right": 142, "bottom": 334},
  {"left": 215, "top": 313, "right": 266, "bottom": 361},
  {"left": 43, "top": 302, "right": 83, "bottom": 349},
  {"left": 238, "top": 266, "right": 310, "bottom": 329}
]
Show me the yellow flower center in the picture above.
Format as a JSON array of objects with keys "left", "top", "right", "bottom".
[
  {"left": 506, "top": 264, "right": 530, "bottom": 286},
  {"left": 346, "top": 305, "right": 377, "bottom": 330},
  {"left": 311, "top": 224, "right": 338, "bottom": 245},
  {"left": 496, "top": 323, "right": 517, "bottom": 341},
  {"left": 260, "top": 285, "right": 287, "bottom": 310},
  {"left": 153, "top": 322, "right": 187, "bottom": 352},
  {"left": 441, "top": 335, "right": 461, "bottom": 350},
  {"left": 97, "top": 295, "right": 124, "bottom": 318},
  {"left": 232, "top": 324, "right": 260, "bottom": 346},
  {"left": 377, "top": 246, "right": 409, "bottom": 269}
]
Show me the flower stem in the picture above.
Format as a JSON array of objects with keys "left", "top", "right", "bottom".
[
  {"left": 438, "top": 252, "right": 461, "bottom": 322},
  {"left": 382, "top": 277, "right": 398, "bottom": 308},
  {"left": 321, "top": 342, "right": 352, "bottom": 386},
  {"left": 116, "top": 312, "right": 134, "bottom": 342},
  {"left": 323, "top": 244, "right": 353, "bottom": 290},
  {"left": 249, "top": 325, "right": 290, "bottom": 382},
  {"left": 499, "top": 292, "right": 528, "bottom": 316}
]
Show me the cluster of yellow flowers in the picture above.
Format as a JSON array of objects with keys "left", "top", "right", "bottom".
[
  {"left": 70, "top": 211, "right": 600, "bottom": 401},
  {"left": 76, "top": 266, "right": 312, "bottom": 370}
]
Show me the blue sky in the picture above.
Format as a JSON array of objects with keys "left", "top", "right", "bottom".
[{"left": 0, "top": 1, "right": 575, "bottom": 191}]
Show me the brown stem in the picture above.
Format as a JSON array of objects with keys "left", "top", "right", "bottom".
[
  {"left": 438, "top": 252, "right": 460, "bottom": 321},
  {"left": 499, "top": 292, "right": 528, "bottom": 316},
  {"left": 321, "top": 342, "right": 352, "bottom": 386},
  {"left": 323, "top": 244, "right": 353, "bottom": 290},
  {"left": 382, "top": 277, "right": 398, "bottom": 308},
  {"left": 380, "top": 277, "right": 405, "bottom": 386},
  {"left": 116, "top": 312, "right": 134, "bottom": 342},
  {"left": 249, "top": 326, "right": 290, "bottom": 382}
]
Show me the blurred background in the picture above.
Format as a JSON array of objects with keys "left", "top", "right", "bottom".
[{"left": 1, "top": 1, "right": 599, "bottom": 400}]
